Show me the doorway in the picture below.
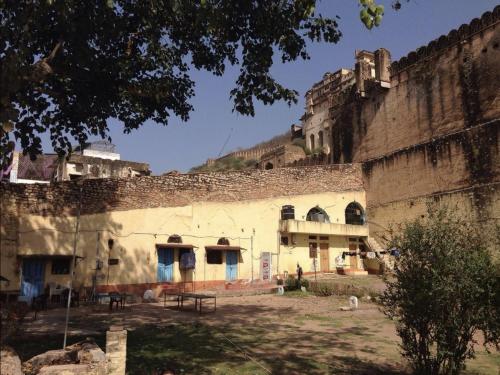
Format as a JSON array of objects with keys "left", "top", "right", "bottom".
[
  {"left": 157, "top": 248, "right": 174, "bottom": 282},
  {"left": 226, "top": 251, "right": 238, "bottom": 281},
  {"left": 320, "top": 243, "right": 330, "bottom": 272},
  {"left": 348, "top": 238, "right": 360, "bottom": 269},
  {"left": 21, "top": 258, "right": 45, "bottom": 301}
]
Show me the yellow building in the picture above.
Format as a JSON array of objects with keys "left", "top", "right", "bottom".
[{"left": 0, "top": 165, "right": 381, "bottom": 300}]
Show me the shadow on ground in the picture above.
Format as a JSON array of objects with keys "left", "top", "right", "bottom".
[{"left": 8, "top": 299, "right": 410, "bottom": 375}]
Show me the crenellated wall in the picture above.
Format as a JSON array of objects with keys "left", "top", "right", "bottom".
[{"left": 329, "top": 6, "right": 500, "bottom": 244}]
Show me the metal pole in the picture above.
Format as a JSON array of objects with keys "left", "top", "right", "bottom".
[
  {"left": 250, "top": 235, "right": 254, "bottom": 282},
  {"left": 63, "top": 185, "right": 82, "bottom": 349},
  {"left": 91, "top": 232, "right": 100, "bottom": 302}
]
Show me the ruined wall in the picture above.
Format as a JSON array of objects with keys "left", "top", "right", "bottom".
[
  {"left": 331, "top": 8, "right": 500, "bottom": 242},
  {"left": 259, "top": 145, "right": 306, "bottom": 169},
  {"left": 0, "top": 190, "right": 19, "bottom": 285},
  {"left": 0, "top": 165, "right": 362, "bottom": 218}
]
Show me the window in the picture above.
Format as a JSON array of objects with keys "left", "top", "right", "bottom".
[
  {"left": 345, "top": 202, "right": 366, "bottom": 225},
  {"left": 207, "top": 250, "right": 223, "bottom": 264},
  {"left": 308, "top": 235, "right": 317, "bottom": 240},
  {"left": 319, "top": 236, "right": 329, "bottom": 241},
  {"left": 217, "top": 237, "right": 230, "bottom": 246},
  {"left": 168, "top": 235, "right": 182, "bottom": 244},
  {"left": 306, "top": 206, "right": 330, "bottom": 223},
  {"left": 108, "top": 258, "right": 119, "bottom": 265},
  {"left": 310, "top": 134, "right": 315, "bottom": 150},
  {"left": 318, "top": 131, "right": 324, "bottom": 148},
  {"left": 51, "top": 258, "right": 70, "bottom": 274},
  {"left": 265, "top": 162, "right": 273, "bottom": 170},
  {"left": 280, "top": 236, "right": 289, "bottom": 246}
]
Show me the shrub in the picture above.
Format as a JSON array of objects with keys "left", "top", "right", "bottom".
[
  {"left": 285, "top": 275, "right": 298, "bottom": 291},
  {"left": 284, "top": 276, "right": 309, "bottom": 291},
  {"left": 380, "top": 207, "right": 499, "bottom": 375}
]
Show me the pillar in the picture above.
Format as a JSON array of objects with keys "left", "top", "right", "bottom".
[{"left": 106, "top": 326, "right": 127, "bottom": 375}]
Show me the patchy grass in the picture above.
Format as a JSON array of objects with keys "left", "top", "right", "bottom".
[
  {"left": 281, "top": 290, "right": 312, "bottom": 298},
  {"left": 7, "top": 293, "right": 500, "bottom": 375}
]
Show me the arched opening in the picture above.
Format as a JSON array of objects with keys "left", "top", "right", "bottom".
[
  {"left": 217, "top": 237, "right": 230, "bottom": 246},
  {"left": 310, "top": 134, "right": 315, "bottom": 150},
  {"left": 264, "top": 162, "right": 274, "bottom": 170},
  {"left": 318, "top": 131, "right": 324, "bottom": 148},
  {"left": 306, "top": 206, "right": 330, "bottom": 223},
  {"left": 345, "top": 202, "right": 366, "bottom": 225},
  {"left": 167, "top": 234, "right": 182, "bottom": 243}
]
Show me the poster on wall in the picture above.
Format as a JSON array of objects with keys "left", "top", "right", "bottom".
[{"left": 261, "top": 252, "right": 272, "bottom": 281}]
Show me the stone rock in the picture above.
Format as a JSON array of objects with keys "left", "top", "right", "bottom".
[
  {"left": 77, "top": 344, "right": 105, "bottom": 364},
  {"left": 23, "top": 349, "right": 76, "bottom": 375},
  {"left": 38, "top": 364, "right": 101, "bottom": 375},
  {"left": 349, "top": 296, "right": 359, "bottom": 310},
  {"left": 0, "top": 346, "right": 23, "bottom": 375},
  {"left": 22, "top": 338, "right": 106, "bottom": 375}
]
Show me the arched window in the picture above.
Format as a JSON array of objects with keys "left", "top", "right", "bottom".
[
  {"left": 265, "top": 162, "right": 273, "bottom": 170},
  {"left": 345, "top": 202, "right": 365, "bottom": 225},
  {"left": 310, "top": 134, "right": 315, "bottom": 150},
  {"left": 168, "top": 235, "right": 182, "bottom": 243},
  {"left": 217, "top": 237, "right": 230, "bottom": 246},
  {"left": 318, "top": 131, "right": 324, "bottom": 148},
  {"left": 306, "top": 206, "right": 330, "bottom": 223}
]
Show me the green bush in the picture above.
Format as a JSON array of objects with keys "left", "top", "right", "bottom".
[
  {"left": 284, "top": 276, "right": 309, "bottom": 291},
  {"left": 284, "top": 275, "right": 297, "bottom": 291},
  {"left": 381, "top": 207, "right": 499, "bottom": 375}
]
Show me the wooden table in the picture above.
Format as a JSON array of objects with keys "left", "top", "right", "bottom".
[
  {"left": 109, "top": 293, "right": 125, "bottom": 310},
  {"left": 164, "top": 292, "right": 216, "bottom": 314}
]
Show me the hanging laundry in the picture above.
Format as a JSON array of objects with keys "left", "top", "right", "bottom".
[
  {"left": 180, "top": 252, "right": 196, "bottom": 269},
  {"left": 390, "top": 248, "right": 400, "bottom": 257}
]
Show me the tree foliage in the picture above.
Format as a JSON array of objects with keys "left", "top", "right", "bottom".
[
  {"left": 0, "top": 0, "right": 408, "bottom": 168},
  {"left": 0, "top": 0, "right": 345, "bottom": 165},
  {"left": 381, "top": 207, "right": 499, "bottom": 375}
]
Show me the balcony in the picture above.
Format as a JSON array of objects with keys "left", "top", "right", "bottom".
[{"left": 279, "top": 219, "right": 369, "bottom": 237}]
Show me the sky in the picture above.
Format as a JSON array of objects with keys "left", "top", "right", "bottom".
[{"left": 35, "top": 0, "right": 498, "bottom": 174}]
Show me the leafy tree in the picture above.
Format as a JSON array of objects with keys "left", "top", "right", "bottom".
[
  {"left": 0, "top": 0, "right": 403, "bottom": 168},
  {"left": 381, "top": 207, "right": 499, "bottom": 375}
]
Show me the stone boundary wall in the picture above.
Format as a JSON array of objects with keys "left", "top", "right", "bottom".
[
  {"left": 0, "top": 164, "right": 363, "bottom": 217},
  {"left": 390, "top": 6, "right": 500, "bottom": 75}
]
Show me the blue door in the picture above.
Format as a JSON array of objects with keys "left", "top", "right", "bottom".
[
  {"left": 157, "top": 248, "right": 174, "bottom": 282},
  {"left": 226, "top": 251, "right": 238, "bottom": 281},
  {"left": 21, "top": 258, "right": 45, "bottom": 301}
]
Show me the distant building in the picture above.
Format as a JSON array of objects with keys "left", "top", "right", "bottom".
[
  {"left": 7, "top": 141, "right": 150, "bottom": 183},
  {"left": 302, "top": 68, "right": 356, "bottom": 155}
]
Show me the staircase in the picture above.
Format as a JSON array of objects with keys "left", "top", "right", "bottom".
[{"left": 364, "top": 237, "right": 395, "bottom": 272}]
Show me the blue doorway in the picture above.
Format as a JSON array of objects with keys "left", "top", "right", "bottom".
[
  {"left": 157, "top": 248, "right": 174, "bottom": 282},
  {"left": 21, "top": 258, "right": 45, "bottom": 301},
  {"left": 226, "top": 251, "right": 238, "bottom": 281}
]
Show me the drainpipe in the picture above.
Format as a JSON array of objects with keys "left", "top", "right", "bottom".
[{"left": 63, "top": 184, "right": 82, "bottom": 349}]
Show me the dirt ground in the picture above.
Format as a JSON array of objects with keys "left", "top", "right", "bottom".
[{"left": 10, "top": 293, "right": 500, "bottom": 374}]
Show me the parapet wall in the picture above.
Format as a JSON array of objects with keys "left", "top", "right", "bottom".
[
  {"left": 0, "top": 164, "right": 363, "bottom": 217},
  {"left": 390, "top": 6, "right": 500, "bottom": 75}
]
